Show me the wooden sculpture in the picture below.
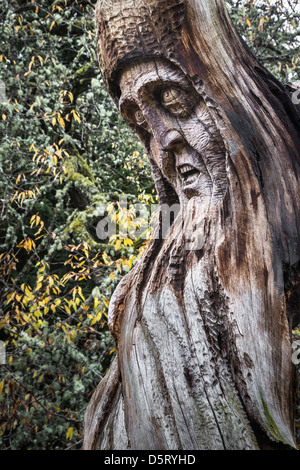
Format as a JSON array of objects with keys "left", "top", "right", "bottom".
[{"left": 83, "top": 0, "right": 300, "bottom": 450}]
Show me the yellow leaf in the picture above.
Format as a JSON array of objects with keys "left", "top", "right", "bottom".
[
  {"left": 7, "top": 292, "right": 16, "bottom": 305},
  {"left": 78, "top": 286, "right": 85, "bottom": 302},
  {"left": 2, "top": 114, "right": 6, "bottom": 121},
  {"left": 246, "top": 18, "right": 251, "bottom": 28},
  {"left": 127, "top": 238, "right": 134, "bottom": 247},
  {"left": 39, "top": 264, "right": 46, "bottom": 273},
  {"left": 57, "top": 115, "right": 65, "bottom": 129},
  {"left": 19, "top": 192, "right": 25, "bottom": 206},
  {"left": 115, "top": 239, "right": 122, "bottom": 250},
  {"left": 66, "top": 427, "right": 73, "bottom": 440},
  {"left": 64, "top": 305, "right": 71, "bottom": 315},
  {"left": 0, "top": 379, "right": 4, "bottom": 395},
  {"left": 22, "top": 313, "right": 30, "bottom": 323}
]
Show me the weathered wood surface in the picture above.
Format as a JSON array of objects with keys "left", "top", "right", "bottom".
[{"left": 83, "top": 0, "right": 300, "bottom": 450}]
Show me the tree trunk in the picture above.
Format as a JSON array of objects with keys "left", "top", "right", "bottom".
[{"left": 83, "top": 0, "right": 300, "bottom": 450}]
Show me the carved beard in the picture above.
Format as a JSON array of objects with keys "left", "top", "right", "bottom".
[{"left": 109, "top": 179, "right": 296, "bottom": 449}]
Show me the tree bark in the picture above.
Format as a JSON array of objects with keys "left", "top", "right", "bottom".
[{"left": 83, "top": 0, "right": 300, "bottom": 450}]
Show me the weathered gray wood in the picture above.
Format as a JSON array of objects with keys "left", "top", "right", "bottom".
[{"left": 83, "top": 0, "right": 300, "bottom": 450}]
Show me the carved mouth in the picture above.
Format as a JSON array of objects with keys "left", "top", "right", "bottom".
[{"left": 177, "top": 164, "right": 200, "bottom": 186}]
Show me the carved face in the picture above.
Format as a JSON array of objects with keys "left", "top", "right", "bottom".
[{"left": 119, "top": 59, "right": 227, "bottom": 203}]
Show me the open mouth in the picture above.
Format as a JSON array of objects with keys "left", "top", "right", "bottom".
[{"left": 177, "top": 164, "right": 200, "bottom": 185}]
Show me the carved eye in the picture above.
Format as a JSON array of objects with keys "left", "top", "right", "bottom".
[
  {"left": 161, "top": 87, "right": 193, "bottom": 119},
  {"left": 161, "top": 88, "right": 181, "bottom": 106},
  {"left": 135, "top": 109, "right": 148, "bottom": 129}
]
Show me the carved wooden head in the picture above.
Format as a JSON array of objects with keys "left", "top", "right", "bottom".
[{"left": 119, "top": 59, "right": 227, "bottom": 205}]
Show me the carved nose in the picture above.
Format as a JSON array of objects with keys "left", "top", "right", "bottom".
[{"left": 161, "top": 129, "right": 185, "bottom": 151}]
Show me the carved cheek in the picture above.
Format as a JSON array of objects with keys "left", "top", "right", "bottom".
[
  {"left": 149, "top": 134, "right": 166, "bottom": 168},
  {"left": 149, "top": 135, "right": 161, "bottom": 165},
  {"left": 149, "top": 133, "right": 177, "bottom": 178}
]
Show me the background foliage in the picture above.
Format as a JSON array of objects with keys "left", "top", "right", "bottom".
[{"left": 0, "top": 0, "right": 299, "bottom": 450}]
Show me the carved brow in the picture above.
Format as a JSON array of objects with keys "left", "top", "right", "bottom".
[
  {"left": 119, "top": 70, "right": 189, "bottom": 106},
  {"left": 119, "top": 97, "right": 140, "bottom": 122}
]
